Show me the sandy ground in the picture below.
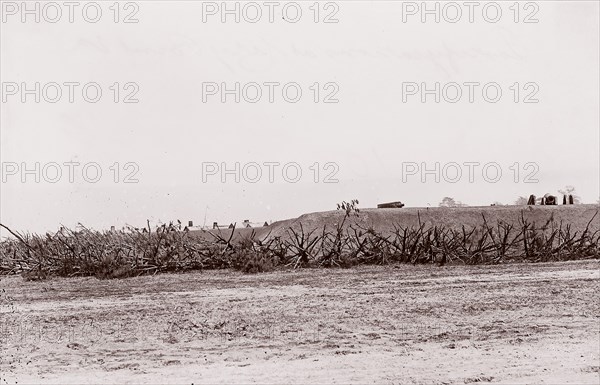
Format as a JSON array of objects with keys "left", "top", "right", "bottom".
[{"left": 1, "top": 260, "right": 599, "bottom": 384}]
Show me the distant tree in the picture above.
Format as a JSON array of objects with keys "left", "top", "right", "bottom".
[
  {"left": 491, "top": 201, "right": 504, "bottom": 206},
  {"left": 514, "top": 196, "right": 528, "bottom": 205},
  {"left": 557, "top": 185, "right": 581, "bottom": 204},
  {"left": 439, "top": 197, "right": 467, "bottom": 208}
]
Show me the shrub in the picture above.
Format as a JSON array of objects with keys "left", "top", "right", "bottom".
[{"left": 0, "top": 210, "right": 598, "bottom": 279}]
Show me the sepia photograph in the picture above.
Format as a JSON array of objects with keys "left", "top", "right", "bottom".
[{"left": 1, "top": 1, "right": 599, "bottom": 383}]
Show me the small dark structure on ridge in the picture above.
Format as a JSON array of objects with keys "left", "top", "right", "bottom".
[
  {"left": 527, "top": 193, "right": 574, "bottom": 206},
  {"left": 377, "top": 201, "right": 405, "bottom": 209},
  {"left": 542, "top": 194, "right": 557, "bottom": 205},
  {"left": 562, "top": 194, "right": 575, "bottom": 204}
]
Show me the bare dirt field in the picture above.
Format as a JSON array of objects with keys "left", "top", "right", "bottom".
[{"left": 1, "top": 260, "right": 599, "bottom": 384}]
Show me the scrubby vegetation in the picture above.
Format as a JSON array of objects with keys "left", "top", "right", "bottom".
[{"left": 0, "top": 204, "right": 598, "bottom": 280}]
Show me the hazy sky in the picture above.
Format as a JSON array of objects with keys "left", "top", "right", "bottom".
[{"left": 1, "top": 1, "right": 599, "bottom": 235}]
